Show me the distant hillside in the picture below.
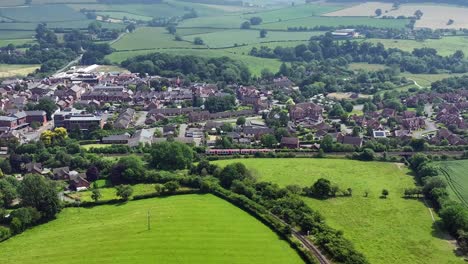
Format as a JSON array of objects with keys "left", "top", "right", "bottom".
[{"left": 326, "top": 0, "right": 468, "bottom": 7}]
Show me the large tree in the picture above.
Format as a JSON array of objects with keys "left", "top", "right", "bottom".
[
  {"left": 19, "top": 175, "right": 60, "bottom": 220},
  {"left": 150, "top": 142, "right": 193, "bottom": 170}
]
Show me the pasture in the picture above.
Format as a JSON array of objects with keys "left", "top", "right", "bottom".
[
  {"left": 111, "top": 27, "right": 198, "bottom": 51},
  {"left": 0, "top": 38, "right": 34, "bottom": 47},
  {"left": 367, "top": 36, "right": 468, "bottom": 56},
  {"left": 0, "top": 194, "right": 305, "bottom": 264},
  {"left": 0, "top": 4, "right": 85, "bottom": 22},
  {"left": 0, "top": 64, "right": 39, "bottom": 78},
  {"left": 437, "top": 160, "right": 468, "bottom": 207},
  {"left": 401, "top": 73, "right": 467, "bottom": 88},
  {"left": 213, "top": 158, "right": 462, "bottom": 264},
  {"left": 183, "top": 29, "right": 322, "bottom": 48},
  {"left": 325, "top": 2, "right": 468, "bottom": 29},
  {"left": 348, "top": 62, "right": 388, "bottom": 72}
]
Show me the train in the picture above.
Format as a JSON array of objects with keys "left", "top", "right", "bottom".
[{"left": 205, "top": 148, "right": 274, "bottom": 155}]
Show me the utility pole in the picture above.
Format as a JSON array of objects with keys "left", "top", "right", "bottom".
[{"left": 147, "top": 210, "right": 151, "bottom": 231}]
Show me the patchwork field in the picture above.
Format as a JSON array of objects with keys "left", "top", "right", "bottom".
[
  {"left": 0, "top": 64, "right": 39, "bottom": 78},
  {"left": 213, "top": 158, "right": 462, "bottom": 264},
  {"left": 0, "top": 4, "right": 85, "bottom": 22},
  {"left": 257, "top": 16, "right": 409, "bottom": 30},
  {"left": 366, "top": 37, "right": 468, "bottom": 56},
  {"left": 437, "top": 160, "right": 468, "bottom": 207},
  {"left": 325, "top": 2, "right": 468, "bottom": 29},
  {"left": 0, "top": 194, "right": 305, "bottom": 264}
]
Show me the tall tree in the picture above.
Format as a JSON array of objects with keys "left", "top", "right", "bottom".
[{"left": 19, "top": 175, "right": 60, "bottom": 220}]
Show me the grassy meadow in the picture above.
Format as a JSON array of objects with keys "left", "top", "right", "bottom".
[
  {"left": 0, "top": 64, "right": 39, "bottom": 78},
  {"left": 437, "top": 160, "right": 468, "bottom": 207},
  {"left": 0, "top": 194, "right": 305, "bottom": 264},
  {"left": 366, "top": 36, "right": 468, "bottom": 56},
  {"left": 213, "top": 158, "right": 462, "bottom": 264}
]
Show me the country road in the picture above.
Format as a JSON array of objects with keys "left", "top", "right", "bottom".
[{"left": 54, "top": 54, "right": 83, "bottom": 75}]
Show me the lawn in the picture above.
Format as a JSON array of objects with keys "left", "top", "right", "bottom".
[
  {"left": 111, "top": 27, "right": 198, "bottom": 51},
  {"left": 437, "top": 160, "right": 468, "bottom": 207},
  {"left": 213, "top": 158, "right": 462, "bottom": 264},
  {"left": 0, "top": 194, "right": 305, "bottom": 264},
  {"left": 257, "top": 16, "right": 409, "bottom": 30},
  {"left": 367, "top": 36, "right": 468, "bottom": 56},
  {"left": 183, "top": 29, "right": 323, "bottom": 48},
  {"left": 67, "top": 183, "right": 161, "bottom": 202},
  {"left": 0, "top": 64, "right": 39, "bottom": 78}
]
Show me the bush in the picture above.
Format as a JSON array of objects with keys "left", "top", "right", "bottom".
[{"left": 0, "top": 226, "right": 10, "bottom": 241}]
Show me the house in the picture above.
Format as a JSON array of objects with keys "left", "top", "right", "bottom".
[
  {"left": 242, "top": 126, "right": 274, "bottom": 139},
  {"left": 281, "top": 137, "right": 299, "bottom": 149},
  {"left": 24, "top": 162, "right": 43, "bottom": 174},
  {"left": 289, "top": 102, "right": 323, "bottom": 122},
  {"left": 337, "top": 134, "right": 363, "bottom": 148},
  {"left": 69, "top": 172, "right": 90, "bottom": 191},
  {"left": 402, "top": 117, "right": 425, "bottom": 131},
  {"left": 52, "top": 166, "right": 71, "bottom": 180}
]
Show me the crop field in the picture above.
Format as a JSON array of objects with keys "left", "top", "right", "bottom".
[
  {"left": 183, "top": 29, "right": 322, "bottom": 48},
  {"left": 367, "top": 36, "right": 468, "bottom": 56},
  {"left": 0, "top": 194, "right": 304, "bottom": 264},
  {"left": 437, "top": 160, "right": 468, "bottom": 207},
  {"left": 325, "top": 2, "right": 468, "bottom": 29},
  {"left": 257, "top": 16, "right": 409, "bottom": 30},
  {"left": 0, "top": 64, "right": 39, "bottom": 78},
  {"left": 214, "top": 158, "right": 462, "bottom": 264},
  {"left": 240, "top": 3, "right": 346, "bottom": 23}
]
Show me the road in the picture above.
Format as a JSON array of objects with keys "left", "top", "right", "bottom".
[
  {"left": 20, "top": 121, "right": 53, "bottom": 143},
  {"left": 134, "top": 111, "right": 148, "bottom": 127},
  {"left": 54, "top": 54, "right": 83, "bottom": 75},
  {"left": 178, "top": 124, "right": 187, "bottom": 138}
]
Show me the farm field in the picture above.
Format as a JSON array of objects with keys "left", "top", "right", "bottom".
[
  {"left": 325, "top": 2, "right": 468, "bottom": 29},
  {"left": 0, "top": 38, "right": 34, "bottom": 47},
  {"left": 240, "top": 3, "right": 346, "bottom": 23},
  {"left": 183, "top": 29, "right": 322, "bottom": 48},
  {"left": 437, "top": 160, "right": 468, "bottom": 207},
  {"left": 178, "top": 15, "right": 246, "bottom": 29},
  {"left": 0, "top": 64, "right": 39, "bottom": 78},
  {"left": 0, "top": 194, "right": 305, "bottom": 264},
  {"left": 111, "top": 27, "right": 198, "bottom": 51},
  {"left": 256, "top": 16, "right": 409, "bottom": 30},
  {"left": 367, "top": 36, "right": 468, "bottom": 56},
  {"left": 213, "top": 158, "right": 462, "bottom": 264},
  {"left": 0, "top": 4, "right": 85, "bottom": 22}
]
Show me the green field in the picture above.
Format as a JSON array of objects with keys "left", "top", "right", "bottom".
[
  {"left": 0, "top": 64, "right": 39, "bottom": 78},
  {"left": 67, "top": 183, "right": 161, "bottom": 202},
  {"left": 0, "top": 194, "right": 305, "bottom": 264},
  {"left": 0, "top": 4, "right": 85, "bottom": 22},
  {"left": 437, "top": 160, "right": 468, "bottom": 207},
  {"left": 402, "top": 73, "right": 468, "bottom": 87},
  {"left": 178, "top": 15, "right": 246, "bottom": 29},
  {"left": 348, "top": 62, "right": 389, "bottom": 72},
  {"left": 112, "top": 27, "right": 198, "bottom": 51},
  {"left": 367, "top": 36, "right": 468, "bottom": 56},
  {"left": 0, "top": 38, "right": 34, "bottom": 47},
  {"left": 183, "top": 29, "right": 322, "bottom": 48},
  {"left": 213, "top": 158, "right": 462, "bottom": 264},
  {"left": 257, "top": 16, "right": 409, "bottom": 30}
]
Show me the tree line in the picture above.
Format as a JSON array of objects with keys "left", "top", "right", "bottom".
[{"left": 250, "top": 33, "right": 468, "bottom": 74}]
